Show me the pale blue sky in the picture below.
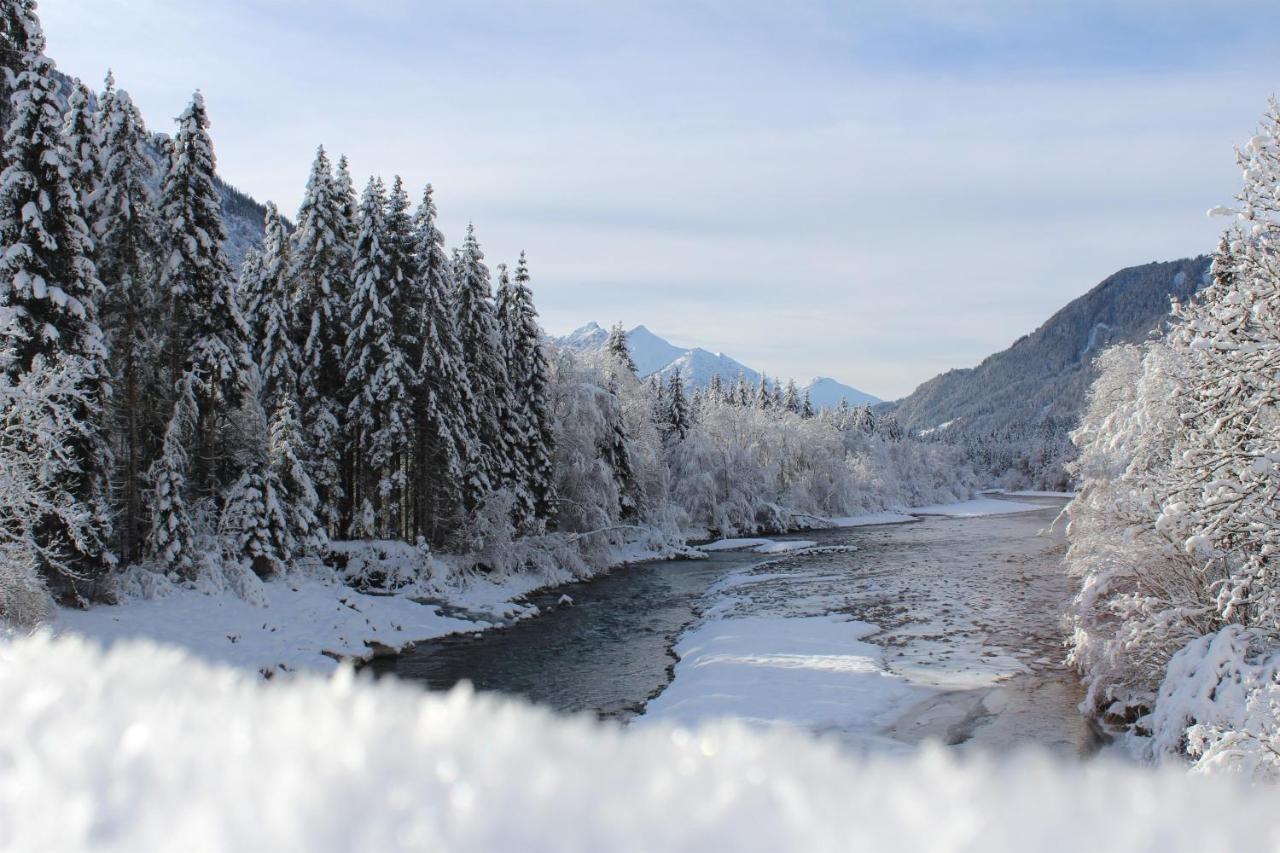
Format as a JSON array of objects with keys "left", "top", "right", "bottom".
[{"left": 40, "top": 0, "right": 1280, "bottom": 398}]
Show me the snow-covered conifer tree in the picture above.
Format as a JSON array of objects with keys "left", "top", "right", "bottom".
[
  {"left": 406, "top": 183, "right": 475, "bottom": 540},
  {"left": 783, "top": 379, "right": 801, "bottom": 415},
  {"left": 801, "top": 389, "right": 815, "bottom": 419},
  {"left": 94, "top": 75, "right": 163, "bottom": 561},
  {"left": 255, "top": 202, "right": 300, "bottom": 414},
  {"left": 498, "top": 251, "right": 556, "bottom": 526},
  {"left": 605, "top": 322, "right": 636, "bottom": 376},
  {"left": 0, "top": 0, "right": 38, "bottom": 150},
  {"left": 146, "top": 374, "right": 197, "bottom": 578},
  {"left": 453, "top": 223, "right": 511, "bottom": 490},
  {"left": 158, "top": 92, "right": 253, "bottom": 497},
  {"left": 0, "top": 20, "right": 114, "bottom": 597},
  {"left": 664, "top": 371, "right": 690, "bottom": 441},
  {"left": 289, "top": 146, "right": 349, "bottom": 533},
  {"left": 344, "top": 177, "right": 413, "bottom": 536},
  {"left": 61, "top": 80, "right": 100, "bottom": 220}
]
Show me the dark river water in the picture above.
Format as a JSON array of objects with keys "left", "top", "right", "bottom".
[
  {"left": 364, "top": 498, "right": 1083, "bottom": 744},
  {"left": 362, "top": 545, "right": 786, "bottom": 719}
]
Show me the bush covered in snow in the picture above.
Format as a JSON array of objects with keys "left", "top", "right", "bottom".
[
  {"left": 1066, "top": 101, "right": 1280, "bottom": 776},
  {"left": 3, "top": 633, "right": 1278, "bottom": 853}
]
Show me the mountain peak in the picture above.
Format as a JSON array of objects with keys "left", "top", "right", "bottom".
[{"left": 553, "top": 323, "right": 880, "bottom": 408}]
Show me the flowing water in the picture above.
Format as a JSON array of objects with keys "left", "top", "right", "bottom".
[{"left": 366, "top": 496, "right": 1092, "bottom": 750}]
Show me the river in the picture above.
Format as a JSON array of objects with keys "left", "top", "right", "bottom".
[{"left": 367, "top": 496, "right": 1094, "bottom": 753}]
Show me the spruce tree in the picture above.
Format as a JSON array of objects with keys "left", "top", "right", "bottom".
[
  {"left": 289, "top": 146, "right": 349, "bottom": 534},
  {"left": 255, "top": 202, "right": 300, "bottom": 414},
  {"left": 61, "top": 80, "right": 100, "bottom": 220},
  {"left": 344, "top": 177, "right": 412, "bottom": 536},
  {"left": 147, "top": 373, "right": 197, "bottom": 578},
  {"left": 0, "top": 0, "right": 37, "bottom": 151},
  {"left": 707, "top": 373, "right": 723, "bottom": 404},
  {"left": 498, "top": 252, "right": 556, "bottom": 526},
  {"left": 665, "top": 371, "right": 690, "bottom": 441},
  {"left": 801, "top": 390, "right": 815, "bottom": 419},
  {"left": 270, "top": 401, "right": 325, "bottom": 557},
  {"left": 408, "top": 182, "right": 476, "bottom": 540},
  {"left": 755, "top": 373, "right": 771, "bottom": 409},
  {"left": 94, "top": 76, "right": 163, "bottom": 562},
  {"left": 0, "top": 18, "right": 114, "bottom": 597},
  {"left": 453, "top": 223, "right": 511, "bottom": 492},
  {"left": 783, "top": 379, "right": 801, "bottom": 415},
  {"left": 158, "top": 92, "right": 253, "bottom": 498}
]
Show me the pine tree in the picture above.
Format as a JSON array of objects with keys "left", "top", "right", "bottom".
[
  {"left": 94, "top": 75, "right": 164, "bottom": 562},
  {"left": 289, "top": 146, "right": 349, "bottom": 534},
  {"left": 602, "top": 376, "right": 637, "bottom": 519},
  {"left": 407, "top": 182, "right": 475, "bottom": 541},
  {"left": 498, "top": 251, "right": 556, "bottom": 526},
  {"left": 453, "top": 223, "right": 511, "bottom": 493},
  {"left": 801, "top": 389, "right": 815, "bottom": 419},
  {"left": 237, "top": 247, "right": 264, "bottom": 346},
  {"left": 0, "top": 18, "right": 114, "bottom": 597},
  {"left": 255, "top": 202, "right": 301, "bottom": 414},
  {"left": 158, "top": 92, "right": 253, "bottom": 498},
  {"left": 605, "top": 322, "right": 636, "bottom": 375}
]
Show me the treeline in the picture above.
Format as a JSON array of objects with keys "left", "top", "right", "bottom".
[
  {"left": 0, "top": 2, "right": 556, "bottom": 605},
  {"left": 0, "top": 0, "right": 974, "bottom": 624}
]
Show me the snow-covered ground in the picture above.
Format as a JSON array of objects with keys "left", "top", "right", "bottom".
[
  {"left": 2, "top": 633, "right": 1275, "bottom": 853},
  {"left": 54, "top": 536, "right": 697, "bottom": 676}
]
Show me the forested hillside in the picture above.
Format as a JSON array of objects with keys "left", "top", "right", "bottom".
[{"left": 884, "top": 256, "right": 1212, "bottom": 488}]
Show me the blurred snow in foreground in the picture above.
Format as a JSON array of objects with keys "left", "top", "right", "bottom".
[{"left": 1, "top": 635, "right": 1275, "bottom": 853}]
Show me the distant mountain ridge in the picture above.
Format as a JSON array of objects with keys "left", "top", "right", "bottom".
[
  {"left": 555, "top": 322, "right": 881, "bottom": 408},
  {"left": 883, "top": 255, "right": 1213, "bottom": 437}
]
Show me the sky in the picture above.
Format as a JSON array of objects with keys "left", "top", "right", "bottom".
[{"left": 38, "top": 0, "right": 1280, "bottom": 399}]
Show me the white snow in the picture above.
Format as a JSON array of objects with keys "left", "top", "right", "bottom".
[
  {"left": 827, "top": 511, "right": 918, "bottom": 527},
  {"left": 699, "top": 537, "right": 774, "bottom": 552},
  {"left": 55, "top": 535, "right": 695, "bottom": 677},
  {"left": 638, "top": 614, "right": 925, "bottom": 749},
  {"left": 907, "top": 497, "right": 1043, "bottom": 517},
  {"left": 751, "top": 539, "right": 818, "bottom": 554},
  {"left": 2, "top": 633, "right": 1276, "bottom": 853}
]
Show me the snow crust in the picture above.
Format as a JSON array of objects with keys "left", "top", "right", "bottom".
[
  {"left": 908, "top": 498, "right": 1042, "bottom": 517},
  {"left": 2, "top": 634, "right": 1276, "bottom": 853},
  {"left": 827, "top": 511, "right": 917, "bottom": 527},
  {"left": 639, "top": 613, "right": 924, "bottom": 748}
]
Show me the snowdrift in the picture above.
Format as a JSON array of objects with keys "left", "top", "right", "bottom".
[{"left": 1, "top": 635, "right": 1276, "bottom": 852}]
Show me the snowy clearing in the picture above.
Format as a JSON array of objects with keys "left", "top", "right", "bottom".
[{"left": 2, "top": 634, "right": 1275, "bottom": 853}]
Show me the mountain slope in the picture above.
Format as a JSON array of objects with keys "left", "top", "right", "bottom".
[
  {"left": 884, "top": 255, "right": 1212, "bottom": 436},
  {"left": 555, "top": 323, "right": 881, "bottom": 406}
]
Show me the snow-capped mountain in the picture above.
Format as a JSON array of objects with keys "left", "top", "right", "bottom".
[{"left": 555, "top": 323, "right": 881, "bottom": 407}]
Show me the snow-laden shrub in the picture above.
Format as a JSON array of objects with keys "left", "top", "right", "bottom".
[
  {"left": 1065, "top": 101, "right": 1280, "bottom": 771},
  {"left": 1151, "top": 626, "right": 1280, "bottom": 779}
]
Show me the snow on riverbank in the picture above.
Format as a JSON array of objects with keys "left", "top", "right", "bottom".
[
  {"left": 638, "top": 613, "right": 926, "bottom": 750},
  {"left": 2, "top": 634, "right": 1275, "bottom": 853},
  {"left": 909, "top": 497, "right": 1043, "bottom": 517},
  {"left": 55, "top": 535, "right": 696, "bottom": 676}
]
